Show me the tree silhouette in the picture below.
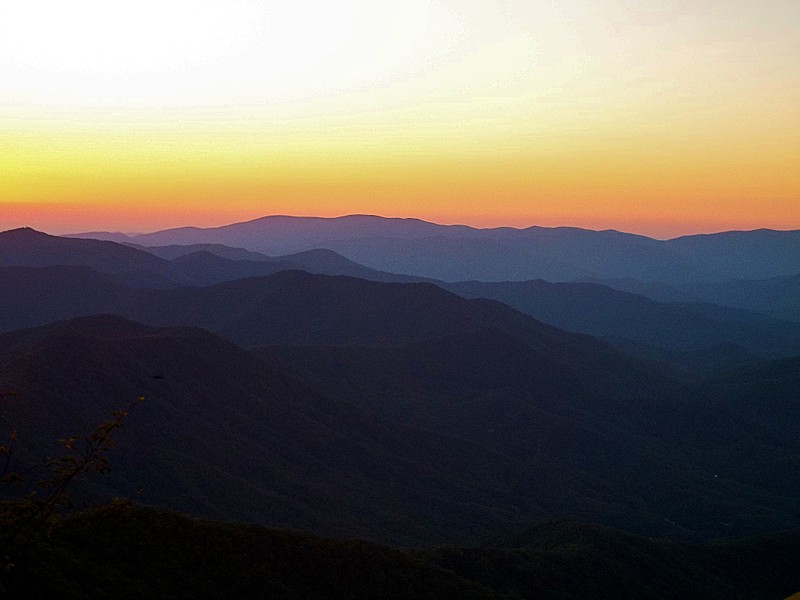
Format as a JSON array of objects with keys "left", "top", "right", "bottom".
[{"left": 0, "top": 393, "right": 142, "bottom": 579}]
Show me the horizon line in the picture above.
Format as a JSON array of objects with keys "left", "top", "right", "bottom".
[{"left": 6, "top": 213, "right": 800, "bottom": 242}]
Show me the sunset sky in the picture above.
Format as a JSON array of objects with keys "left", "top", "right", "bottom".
[{"left": 1, "top": 0, "right": 798, "bottom": 238}]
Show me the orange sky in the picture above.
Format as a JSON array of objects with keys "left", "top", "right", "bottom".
[{"left": 1, "top": 1, "right": 798, "bottom": 239}]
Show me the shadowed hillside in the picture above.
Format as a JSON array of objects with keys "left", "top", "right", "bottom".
[
  {"left": 0, "top": 316, "right": 529, "bottom": 545},
  {"left": 598, "top": 273, "right": 800, "bottom": 323},
  {"left": 3, "top": 226, "right": 800, "bottom": 548},
  {"left": 0, "top": 267, "right": 672, "bottom": 396},
  {"left": 1, "top": 228, "right": 411, "bottom": 288},
  {"left": 5, "top": 505, "right": 799, "bottom": 600},
  {"left": 443, "top": 279, "right": 800, "bottom": 368},
  {"left": 0, "top": 228, "right": 184, "bottom": 287},
  {"left": 3, "top": 316, "right": 800, "bottom": 542},
  {"left": 7, "top": 228, "right": 799, "bottom": 374}
]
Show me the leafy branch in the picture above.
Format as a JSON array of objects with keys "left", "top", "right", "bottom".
[{"left": 0, "top": 394, "right": 143, "bottom": 574}]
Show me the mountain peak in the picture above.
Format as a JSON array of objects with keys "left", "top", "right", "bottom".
[{"left": 0, "top": 227, "right": 52, "bottom": 238}]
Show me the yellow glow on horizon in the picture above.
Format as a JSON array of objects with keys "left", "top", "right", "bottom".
[{"left": 1, "top": 1, "right": 799, "bottom": 238}]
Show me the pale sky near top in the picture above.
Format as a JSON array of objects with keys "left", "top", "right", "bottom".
[
  {"left": 1, "top": 1, "right": 798, "bottom": 236},
  {"left": 2, "top": 1, "right": 795, "bottom": 115}
]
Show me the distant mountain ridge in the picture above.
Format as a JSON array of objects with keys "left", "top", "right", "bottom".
[
  {"left": 0, "top": 265, "right": 674, "bottom": 396},
  {"left": 442, "top": 279, "right": 800, "bottom": 366},
  {"left": 596, "top": 273, "right": 800, "bottom": 323},
  {"left": 4, "top": 226, "right": 800, "bottom": 371},
  {"left": 68, "top": 215, "right": 800, "bottom": 283},
  {"left": 0, "top": 227, "right": 417, "bottom": 288},
  {"left": 0, "top": 227, "right": 185, "bottom": 287}
]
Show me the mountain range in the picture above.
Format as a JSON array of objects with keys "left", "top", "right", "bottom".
[
  {"left": 3, "top": 217, "right": 800, "bottom": 595},
  {"left": 70, "top": 214, "right": 800, "bottom": 283},
  {"left": 4, "top": 313, "right": 800, "bottom": 546},
  {"left": 3, "top": 227, "right": 799, "bottom": 372}
]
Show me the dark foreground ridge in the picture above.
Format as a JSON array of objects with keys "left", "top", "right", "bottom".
[
  {"left": 3, "top": 314, "right": 800, "bottom": 544},
  {"left": 5, "top": 504, "right": 799, "bottom": 600}
]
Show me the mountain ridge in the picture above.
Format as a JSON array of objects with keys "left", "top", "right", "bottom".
[
  {"left": 4, "top": 314, "right": 800, "bottom": 544},
  {"left": 62, "top": 215, "right": 800, "bottom": 283},
  {"left": 64, "top": 216, "right": 800, "bottom": 243},
  {"left": 4, "top": 225, "right": 800, "bottom": 373}
]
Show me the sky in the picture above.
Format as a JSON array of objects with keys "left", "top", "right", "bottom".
[{"left": 1, "top": 0, "right": 798, "bottom": 238}]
